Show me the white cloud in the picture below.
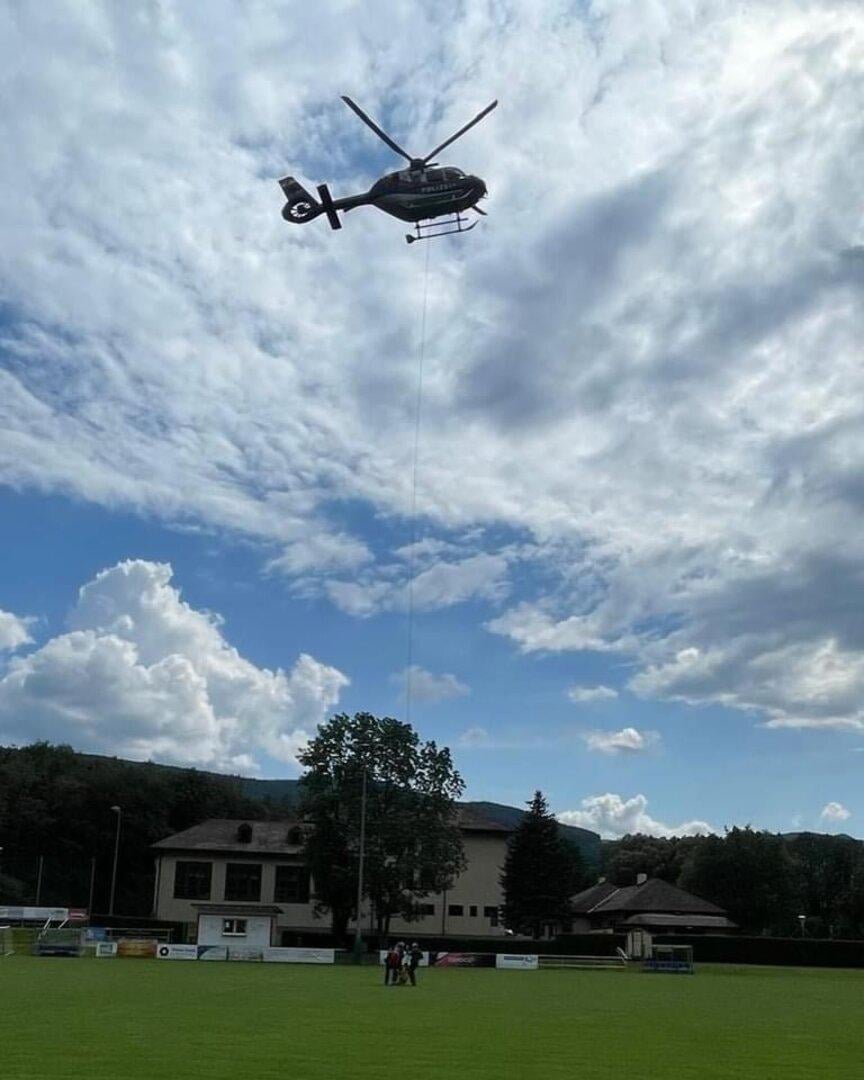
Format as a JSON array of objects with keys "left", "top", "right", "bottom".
[
  {"left": 327, "top": 552, "right": 511, "bottom": 617},
  {"left": 559, "top": 793, "right": 714, "bottom": 839},
  {"left": 583, "top": 727, "right": 658, "bottom": 754},
  {"left": 0, "top": 561, "right": 347, "bottom": 770},
  {"left": 458, "top": 726, "right": 491, "bottom": 748},
  {"left": 0, "top": 610, "right": 33, "bottom": 652},
  {"left": 567, "top": 684, "right": 618, "bottom": 704},
  {"left": 390, "top": 665, "right": 469, "bottom": 705},
  {"left": 1, "top": 1, "right": 864, "bottom": 740},
  {"left": 820, "top": 801, "right": 851, "bottom": 825}
]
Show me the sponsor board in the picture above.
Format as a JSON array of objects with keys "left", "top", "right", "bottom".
[
  {"left": 378, "top": 950, "right": 429, "bottom": 967},
  {"left": 227, "top": 946, "right": 264, "bottom": 962},
  {"left": 432, "top": 952, "right": 496, "bottom": 968},
  {"left": 156, "top": 944, "right": 198, "bottom": 961},
  {"left": 197, "top": 945, "right": 228, "bottom": 961},
  {"left": 95, "top": 942, "right": 118, "bottom": 958},
  {"left": 117, "top": 939, "right": 157, "bottom": 959},
  {"left": 0, "top": 906, "right": 68, "bottom": 922},
  {"left": 262, "top": 947, "right": 335, "bottom": 965},
  {"left": 495, "top": 953, "right": 539, "bottom": 970}
]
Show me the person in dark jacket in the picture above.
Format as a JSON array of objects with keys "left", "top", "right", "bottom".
[
  {"left": 407, "top": 942, "right": 424, "bottom": 986},
  {"left": 384, "top": 943, "right": 401, "bottom": 986}
]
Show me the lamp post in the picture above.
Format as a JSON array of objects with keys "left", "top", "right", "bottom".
[
  {"left": 109, "top": 806, "right": 122, "bottom": 916},
  {"left": 352, "top": 768, "right": 368, "bottom": 962},
  {"left": 798, "top": 914, "right": 807, "bottom": 938}
]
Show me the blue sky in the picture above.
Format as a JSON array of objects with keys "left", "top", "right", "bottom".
[{"left": 1, "top": 1, "right": 863, "bottom": 838}]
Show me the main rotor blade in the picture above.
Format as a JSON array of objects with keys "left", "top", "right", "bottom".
[
  {"left": 422, "top": 100, "right": 498, "bottom": 164},
  {"left": 341, "top": 96, "right": 414, "bottom": 163}
]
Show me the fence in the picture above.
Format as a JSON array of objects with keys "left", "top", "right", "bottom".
[{"left": 539, "top": 953, "right": 627, "bottom": 971}]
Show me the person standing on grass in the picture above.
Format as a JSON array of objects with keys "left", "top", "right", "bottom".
[
  {"left": 384, "top": 943, "right": 401, "bottom": 986},
  {"left": 407, "top": 942, "right": 423, "bottom": 986}
]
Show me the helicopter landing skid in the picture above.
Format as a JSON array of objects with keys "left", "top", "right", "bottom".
[{"left": 406, "top": 214, "right": 477, "bottom": 244}]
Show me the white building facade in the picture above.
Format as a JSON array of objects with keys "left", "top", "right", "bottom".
[{"left": 152, "top": 813, "right": 513, "bottom": 945}]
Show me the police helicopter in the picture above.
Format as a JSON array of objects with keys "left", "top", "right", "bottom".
[{"left": 278, "top": 96, "right": 497, "bottom": 243}]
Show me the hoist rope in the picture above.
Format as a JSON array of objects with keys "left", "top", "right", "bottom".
[{"left": 403, "top": 240, "right": 433, "bottom": 726}]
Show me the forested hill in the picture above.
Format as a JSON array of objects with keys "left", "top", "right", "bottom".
[{"left": 0, "top": 743, "right": 600, "bottom": 915}]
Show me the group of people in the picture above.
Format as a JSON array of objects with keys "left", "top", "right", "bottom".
[{"left": 383, "top": 941, "right": 424, "bottom": 986}]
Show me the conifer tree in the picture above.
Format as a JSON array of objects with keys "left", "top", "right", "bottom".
[{"left": 500, "top": 791, "right": 585, "bottom": 938}]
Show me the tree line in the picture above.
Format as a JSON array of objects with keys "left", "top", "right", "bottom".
[
  {"left": 600, "top": 828, "right": 864, "bottom": 938},
  {"left": 3, "top": 735, "right": 864, "bottom": 940}
]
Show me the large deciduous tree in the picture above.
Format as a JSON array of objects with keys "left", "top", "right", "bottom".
[
  {"left": 297, "top": 712, "right": 465, "bottom": 941},
  {"left": 500, "top": 791, "right": 586, "bottom": 939}
]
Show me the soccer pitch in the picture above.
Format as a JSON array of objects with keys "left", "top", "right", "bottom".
[{"left": 2, "top": 959, "right": 862, "bottom": 1079}]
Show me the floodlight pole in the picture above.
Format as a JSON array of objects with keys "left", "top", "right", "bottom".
[
  {"left": 353, "top": 766, "right": 368, "bottom": 959},
  {"left": 88, "top": 856, "right": 97, "bottom": 918},
  {"left": 109, "top": 806, "right": 122, "bottom": 916}
]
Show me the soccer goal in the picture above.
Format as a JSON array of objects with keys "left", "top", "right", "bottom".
[
  {"left": 643, "top": 944, "right": 694, "bottom": 974},
  {"left": 32, "top": 927, "right": 84, "bottom": 958},
  {"left": 0, "top": 926, "right": 13, "bottom": 957}
]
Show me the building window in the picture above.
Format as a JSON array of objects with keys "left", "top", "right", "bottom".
[
  {"left": 173, "top": 861, "right": 213, "bottom": 900},
  {"left": 224, "top": 863, "right": 262, "bottom": 902},
  {"left": 484, "top": 906, "right": 499, "bottom": 927},
  {"left": 448, "top": 904, "right": 464, "bottom": 917},
  {"left": 274, "top": 865, "right": 310, "bottom": 904},
  {"left": 222, "top": 918, "right": 247, "bottom": 937},
  {"left": 417, "top": 903, "right": 435, "bottom": 916},
  {"left": 469, "top": 905, "right": 478, "bottom": 918}
]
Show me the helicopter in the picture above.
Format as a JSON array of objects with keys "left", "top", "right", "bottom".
[{"left": 278, "top": 96, "right": 497, "bottom": 243}]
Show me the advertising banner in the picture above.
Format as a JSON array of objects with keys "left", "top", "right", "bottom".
[
  {"left": 495, "top": 954, "right": 539, "bottom": 970},
  {"left": 0, "top": 906, "right": 68, "bottom": 922},
  {"left": 197, "top": 945, "right": 228, "bottom": 961},
  {"left": 227, "top": 946, "right": 264, "bottom": 962},
  {"left": 432, "top": 952, "right": 496, "bottom": 968},
  {"left": 378, "top": 950, "right": 429, "bottom": 967},
  {"left": 156, "top": 944, "right": 198, "bottom": 961},
  {"left": 117, "top": 939, "right": 157, "bottom": 958},
  {"left": 95, "top": 942, "right": 118, "bottom": 958},
  {"left": 262, "top": 947, "right": 335, "bottom": 964}
]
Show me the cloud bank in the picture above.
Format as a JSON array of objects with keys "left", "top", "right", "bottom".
[
  {"left": 1, "top": 2, "right": 864, "bottom": 742},
  {"left": 0, "top": 561, "right": 347, "bottom": 770},
  {"left": 559, "top": 793, "right": 715, "bottom": 839}
]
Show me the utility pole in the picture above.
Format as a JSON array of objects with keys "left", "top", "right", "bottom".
[
  {"left": 352, "top": 767, "right": 368, "bottom": 962},
  {"left": 109, "top": 806, "right": 122, "bottom": 916},
  {"left": 88, "top": 856, "right": 97, "bottom": 917}
]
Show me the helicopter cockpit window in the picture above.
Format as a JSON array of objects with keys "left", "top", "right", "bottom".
[
  {"left": 426, "top": 169, "right": 445, "bottom": 182},
  {"left": 444, "top": 168, "right": 464, "bottom": 179}
]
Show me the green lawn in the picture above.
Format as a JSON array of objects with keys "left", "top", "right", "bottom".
[{"left": 1, "top": 957, "right": 862, "bottom": 1079}]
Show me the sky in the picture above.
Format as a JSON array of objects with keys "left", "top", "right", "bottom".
[{"left": 1, "top": 0, "right": 863, "bottom": 839}]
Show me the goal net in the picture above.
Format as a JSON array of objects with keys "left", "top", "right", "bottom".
[
  {"left": 0, "top": 926, "right": 13, "bottom": 957},
  {"left": 32, "top": 928, "right": 84, "bottom": 957}
]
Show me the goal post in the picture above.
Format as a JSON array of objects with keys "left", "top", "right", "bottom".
[{"left": 0, "top": 926, "right": 13, "bottom": 957}]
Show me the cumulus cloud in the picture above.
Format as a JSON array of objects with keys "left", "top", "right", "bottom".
[
  {"left": 583, "top": 727, "right": 658, "bottom": 754},
  {"left": 567, "top": 684, "right": 618, "bottom": 703},
  {"left": 0, "top": 610, "right": 33, "bottom": 652},
  {"left": 0, "top": 561, "right": 347, "bottom": 770},
  {"left": 559, "top": 793, "right": 714, "bottom": 839},
  {"left": 820, "top": 801, "right": 851, "bottom": 825},
  {"left": 458, "top": 726, "right": 491, "bottom": 748},
  {"left": 1, "top": 1, "right": 864, "bottom": 742},
  {"left": 390, "top": 665, "right": 469, "bottom": 704}
]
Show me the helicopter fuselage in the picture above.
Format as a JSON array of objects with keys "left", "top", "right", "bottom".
[
  {"left": 280, "top": 166, "right": 487, "bottom": 229},
  {"left": 362, "top": 166, "right": 487, "bottom": 223}
]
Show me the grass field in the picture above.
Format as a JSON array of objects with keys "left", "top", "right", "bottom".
[{"left": 1, "top": 957, "right": 863, "bottom": 1080}]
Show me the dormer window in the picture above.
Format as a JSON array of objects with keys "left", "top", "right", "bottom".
[{"left": 236, "top": 822, "right": 253, "bottom": 843}]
